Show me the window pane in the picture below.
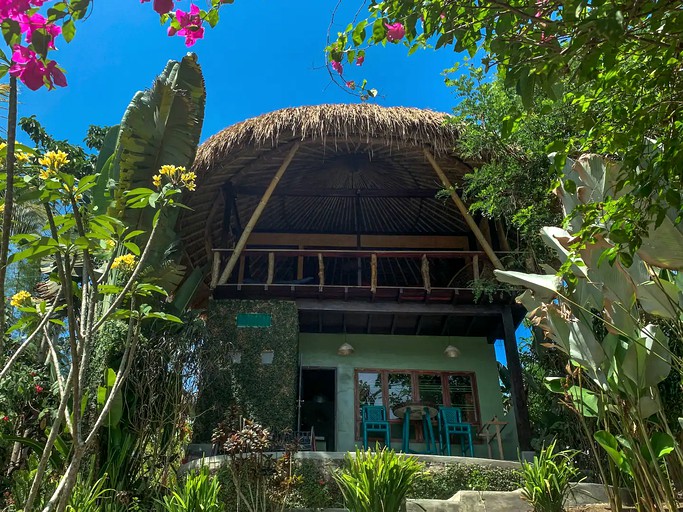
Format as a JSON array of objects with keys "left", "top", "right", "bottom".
[
  {"left": 357, "top": 371, "right": 384, "bottom": 408},
  {"left": 418, "top": 373, "right": 443, "bottom": 407},
  {"left": 447, "top": 374, "right": 477, "bottom": 423},
  {"left": 387, "top": 373, "right": 412, "bottom": 419}
]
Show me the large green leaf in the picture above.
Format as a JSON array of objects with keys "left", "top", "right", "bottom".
[
  {"left": 636, "top": 280, "right": 681, "bottom": 320},
  {"left": 91, "top": 124, "right": 120, "bottom": 213},
  {"left": 494, "top": 269, "right": 561, "bottom": 301}
]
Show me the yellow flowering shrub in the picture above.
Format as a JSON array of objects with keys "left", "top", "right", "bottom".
[
  {"left": 111, "top": 254, "right": 137, "bottom": 271},
  {"left": 152, "top": 164, "right": 196, "bottom": 191},
  {"left": 10, "top": 290, "right": 33, "bottom": 308},
  {"left": 38, "top": 150, "right": 70, "bottom": 172}
]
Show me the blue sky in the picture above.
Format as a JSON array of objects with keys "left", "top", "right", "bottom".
[
  {"left": 18, "top": 0, "right": 530, "bottom": 362},
  {"left": 19, "top": 1, "right": 468, "bottom": 145}
]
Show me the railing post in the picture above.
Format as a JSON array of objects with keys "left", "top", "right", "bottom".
[
  {"left": 318, "top": 253, "right": 324, "bottom": 292},
  {"left": 421, "top": 254, "right": 431, "bottom": 294},
  {"left": 297, "top": 245, "right": 304, "bottom": 280},
  {"left": 210, "top": 251, "right": 221, "bottom": 289},
  {"left": 267, "top": 252, "right": 275, "bottom": 285},
  {"left": 370, "top": 253, "right": 377, "bottom": 294},
  {"left": 473, "top": 254, "right": 480, "bottom": 282},
  {"left": 238, "top": 255, "right": 245, "bottom": 285}
]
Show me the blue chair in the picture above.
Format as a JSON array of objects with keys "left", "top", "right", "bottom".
[
  {"left": 438, "top": 406, "right": 473, "bottom": 456},
  {"left": 361, "top": 405, "right": 391, "bottom": 449}
]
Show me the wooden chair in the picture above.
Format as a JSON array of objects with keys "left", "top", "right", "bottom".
[
  {"left": 438, "top": 406, "right": 473, "bottom": 456},
  {"left": 361, "top": 405, "right": 391, "bottom": 449}
]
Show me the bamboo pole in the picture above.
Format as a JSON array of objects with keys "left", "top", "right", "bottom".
[
  {"left": 317, "top": 253, "right": 325, "bottom": 292},
  {"left": 267, "top": 252, "right": 275, "bottom": 285},
  {"left": 421, "top": 254, "right": 431, "bottom": 293},
  {"left": 215, "top": 142, "right": 300, "bottom": 286},
  {"left": 423, "top": 148, "right": 504, "bottom": 270},
  {"left": 210, "top": 251, "right": 221, "bottom": 289}
]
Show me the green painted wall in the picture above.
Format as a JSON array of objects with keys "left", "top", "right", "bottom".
[{"left": 299, "top": 333, "right": 519, "bottom": 460}]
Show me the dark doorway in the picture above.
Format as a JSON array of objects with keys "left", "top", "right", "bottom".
[{"left": 299, "top": 368, "right": 336, "bottom": 451}]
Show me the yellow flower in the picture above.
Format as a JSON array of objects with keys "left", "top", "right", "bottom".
[
  {"left": 38, "top": 150, "right": 70, "bottom": 172},
  {"left": 10, "top": 290, "right": 32, "bottom": 308},
  {"left": 0, "top": 203, "right": 4, "bottom": 214},
  {"left": 111, "top": 254, "right": 136, "bottom": 271},
  {"left": 152, "top": 174, "right": 162, "bottom": 188},
  {"left": 15, "top": 151, "right": 29, "bottom": 163},
  {"left": 105, "top": 239, "right": 116, "bottom": 250},
  {"left": 180, "top": 171, "right": 196, "bottom": 191},
  {"left": 159, "top": 164, "right": 180, "bottom": 176}
]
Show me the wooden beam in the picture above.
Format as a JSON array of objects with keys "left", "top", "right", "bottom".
[
  {"left": 267, "top": 252, "right": 275, "bottom": 285},
  {"left": 210, "top": 251, "right": 221, "bottom": 290},
  {"left": 502, "top": 305, "right": 532, "bottom": 452},
  {"left": 423, "top": 148, "right": 504, "bottom": 270},
  {"left": 370, "top": 253, "right": 377, "bottom": 294},
  {"left": 233, "top": 186, "right": 443, "bottom": 198},
  {"left": 473, "top": 255, "right": 480, "bottom": 281},
  {"left": 215, "top": 142, "right": 300, "bottom": 286},
  {"left": 317, "top": 253, "right": 324, "bottom": 292},
  {"left": 295, "top": 299, "right": 502, "bottom": 316},
  {"left": 243, "top": 233, "right": 471, "bottom": 250}
]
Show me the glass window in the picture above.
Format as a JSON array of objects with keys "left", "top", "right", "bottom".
[
  {"left": 387, "top": 373, "right": 412, "bottom": 419},
  {"left": 357, "top": 371, "right": 383, "bottom": 408},
  {"left": 447, "top": 374, "right": 477, "bottom": 423},
  {"left": 417, "top": 373, "right": 443, "bottom": 407}
]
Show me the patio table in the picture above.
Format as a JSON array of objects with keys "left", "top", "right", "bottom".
[{"left": 392, "top": 403, "right": 439, "bottom": 454}]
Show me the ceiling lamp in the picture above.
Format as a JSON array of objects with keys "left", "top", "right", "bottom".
[
  {"left": 337, "top": 343, "right": 355, "bottom": 356},
  {"left": 444, "top": 345, "right": 460, "bottom": 358}
]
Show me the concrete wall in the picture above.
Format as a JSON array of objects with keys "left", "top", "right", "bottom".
[{"left": 299, "top": 333, "right": 518, "bottom": 459}]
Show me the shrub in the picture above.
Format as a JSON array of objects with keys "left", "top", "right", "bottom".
[
  {"left": 334, "top": 447, "right": 423, "bottom": 512},
  {"left": 409, "top": 463, "right": 522, "bottom": 499},
  {"left": 159, "top": 465, "right": 222, "bottom": 512},
  {"left": 520, "top": 440, "right": 582, "bottom": 512}
]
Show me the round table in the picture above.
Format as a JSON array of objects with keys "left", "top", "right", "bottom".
[
  {"left": 392, "top": 403, "right": 439, "bottom": 454},
  {"left": 392, "top": 403, "right": 438, "bottom": 420}
]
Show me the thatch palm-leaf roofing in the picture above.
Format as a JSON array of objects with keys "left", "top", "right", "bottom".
[{"left": 181, "top": 104, "right": 477, "bottom": 272}]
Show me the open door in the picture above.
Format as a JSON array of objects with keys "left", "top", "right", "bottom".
[{"left": 299, "top": 368, "right": 336, "bottom": 451}]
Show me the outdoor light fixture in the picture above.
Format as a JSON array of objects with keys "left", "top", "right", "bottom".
[
  {"left": 337, "top": 343, "right": 355, "bottom": 356},
  {"left": 261, "top": 349, "right": 275, "bottom": 365},
  {"left": 444, "top": 345, "right": 460, "bottom": 358}
]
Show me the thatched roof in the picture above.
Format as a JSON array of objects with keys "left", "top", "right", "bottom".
[
  {"left": 181, "top": 104, "right": 476, "bottom": 275},
  {"left": 193, "top": 104, "right": 460, "bottom": 175}
]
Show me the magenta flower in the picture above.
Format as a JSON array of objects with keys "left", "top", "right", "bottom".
[
  {"left": 0, "top": 0, "right": 30, "bottom": 22},
  {"left": 331, "top": 60, "right": 343, "bottom": 75},
  {"left": 174, "top": 4, "right": 204, "bottom": 47},
  {"left": 9, "top": 45, "right": 67, "bottom": 91},
  {"left": 385, "top": 22, "right": 405, "bottom": 42},
  {"left": 355, "top": 55, "right": 364, "bottom": 66},
  {"left": 18, "top": 13, "right": 61, "bottom": 48},
  {"left": 346, "top": 80, "right": 355, "bottom": 89}
]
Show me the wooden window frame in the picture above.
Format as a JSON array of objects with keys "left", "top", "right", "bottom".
[{"left": 354, "top": 368, "right": 481, "bottom": 441}]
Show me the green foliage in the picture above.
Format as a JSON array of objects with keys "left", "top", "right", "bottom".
[
  {"left": 66, "top": 473, "right": 113, "bottom": 512},
  {"left": 159, "top": 465, "right": 222, "bottom": 512},
  {"left": 284, "top": 460, "right": 344, "bottom": 509},
  {"left": 194, "top": 300, "right": 299, "bottom": 441},
  {"left": 520, "top": 440, "right": 582, "bottom": 512},
  {"left": 446, "top": 67, "right": 571, "bottom": 267},
  {"left": 334, "top": 447, "right": 423, "bottom": 512},
  {"left": 409, "top": 463, "right": 522, "bottom": 499},
  {"left": 495, "top": 154, "right": 683, "bottom": 511}
]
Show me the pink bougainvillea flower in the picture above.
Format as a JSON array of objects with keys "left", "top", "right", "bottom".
[
  {"left": 18, "top": 13, "right": 61, "bottom": 48},
  {"left": 9, "top": 45, "right": 66, "bottom": 91},
  {"left": 174, "top": 4, "right": 204, "bottom": 47},
  {"left": 385, "top": 22, "right": 405, "bottom": 42},
  {"left": 355, "top": 55, "right": 364, "bottom": 66},
  {"left": 0, "top": 0, "right": 31, "bottom": 22},
  {"left": 346, "top": 80, "right": 355, "bottom": 89},
  {"left": 331, "top": 60, "right": 343, "bottom": 75},
  {"left": 153, "top": 0, "right": 174, "bottom": 14},
  {"left": 35, "top": 384, "right": 43, "bottom": 393}
]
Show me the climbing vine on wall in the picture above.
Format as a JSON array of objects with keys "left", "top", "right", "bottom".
[{"left": 194, "top": 300, "right": 299, "bottom": 441}]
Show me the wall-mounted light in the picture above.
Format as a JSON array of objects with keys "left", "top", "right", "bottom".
[
  {"left": 337, "top": 343, "right": 355, "bottom": 356},
  {"left": 261, "top": 349, "right": 275, "bottom": 365},
  {"left": 444, "top": 345, "right": 460, "bottom": 358}
]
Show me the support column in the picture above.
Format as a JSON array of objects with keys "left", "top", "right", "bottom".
[{"left": 502, "top": 305, "right": 532, "bottom": 452}]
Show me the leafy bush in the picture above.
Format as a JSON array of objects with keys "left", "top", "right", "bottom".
[
  {"left": 409, "top": 463, "right": 522, "bottom": 499},
  {"left": 158, "top": 465, "right": 221, "bottom": 512},
  {"left": 285, "top": 460, "right": 344, "bottom": 509},
  {"left": 334, "top": 447, "right": 423, "bottom": 512},
  {"left": 66, "top": 474, "right": 112, "bottom": 512},
  {"left": 520, "top": 440, "right": 582, "bottom": 512}
]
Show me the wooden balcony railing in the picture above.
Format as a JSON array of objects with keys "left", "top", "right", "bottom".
[{"left": 210, "top": 248, "right": 511, "bottom": 293}]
